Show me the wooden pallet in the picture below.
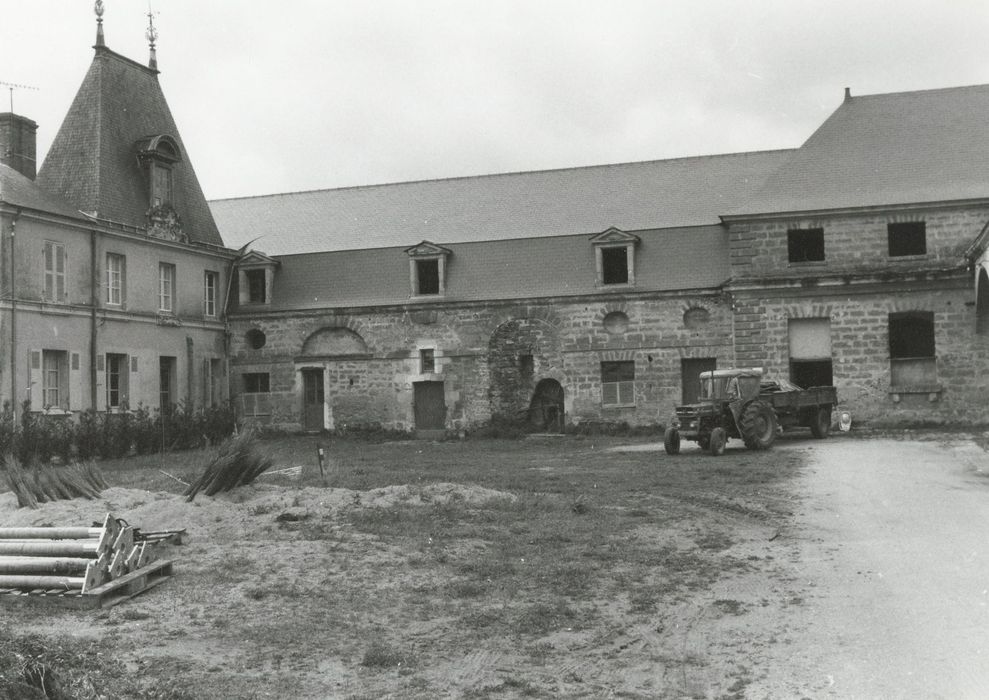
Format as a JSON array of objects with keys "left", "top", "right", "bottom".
[{"left": 0, "top": 559, "right": 173, "bottom": 610}]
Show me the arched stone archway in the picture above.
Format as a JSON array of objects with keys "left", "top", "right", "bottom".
[
  {"left": 300, "top": 327, "right": 369, "bottom": 358},
  {"left": 528, "top": 379, "right": 564, "bottom": 432},
  {"left": 487, "top": 317, "right": 563, "bottom": 421}
]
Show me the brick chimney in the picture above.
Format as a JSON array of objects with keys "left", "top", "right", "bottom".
[{"left": 0, "top": 113, "right": 38, "bottom": 180}]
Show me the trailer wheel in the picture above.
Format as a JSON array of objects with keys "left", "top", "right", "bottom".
[
  {"left": 664, "top": 427, "right": 681, "bottom": 455},
  {"left": 740, "top": 400, "right": 777, "bottom": 450},
  {"left": 709, "top": 427, "right": 727, "bottom": 456},
  {"left": 810, "top": 407, "right": 832, "bottom": 439}
]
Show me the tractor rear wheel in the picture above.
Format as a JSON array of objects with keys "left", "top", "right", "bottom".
[
  {"left": 664, "top": 427, "right": 681, "bottom": 455},
  {"left": 810, "top": 407, "right": 832, "bottom": 439},
  {"left": 740, "top": 400, "right": 777, "bottom": 450},
  {"left": 709, "top": 427, "right": 727, "bottom": 456}
]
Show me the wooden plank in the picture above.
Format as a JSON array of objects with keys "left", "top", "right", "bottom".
[{"left": 0, "top": 559, "right": 173, "bottom": 610}]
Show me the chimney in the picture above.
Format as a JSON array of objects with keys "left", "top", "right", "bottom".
[{"left": 0, "top": 113, "right": 38, "bottom": 180}]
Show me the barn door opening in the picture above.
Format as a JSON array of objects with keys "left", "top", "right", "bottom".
[
  {"left": 528, "top": 378, "right": 564, "bottom": 432},
  {"left": 788, "top": 318, "right": 833, "bottom": 388},
  {"left": 302, "top": 368, "right": 325, "bottom": 432},
  {"left": 414, "top": 381, "right": 446, "bottom": 438},
  {"left": 681, "top": 358, "right": 717, "bottom": 404}
]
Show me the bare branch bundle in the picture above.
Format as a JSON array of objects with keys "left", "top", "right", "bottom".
[
  {"left": 183, "top": 428, "right": 273, "bottom": 501},
  {"left": 1, "top": 455, "right": 107, "bottom": 509}
]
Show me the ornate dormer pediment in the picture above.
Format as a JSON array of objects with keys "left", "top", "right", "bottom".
[
  {"left": 589, "top": 227, "right": 641, "bottom": 246},
  {"left": 238, "top": 250, "right": 280, "bottom": 268},
  {"left": 146, "top": 203, "right": 187, "bottom": 242},
  {"left": 404, "top": 240, "right": 452, "bottom": 258}
]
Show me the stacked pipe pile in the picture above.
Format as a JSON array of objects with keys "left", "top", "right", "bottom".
[
  {"left": 3, "top": 458, "right": 108, "bottom": 508},
  {"left": 184, "top": 428, "right": 273, "bottom": 501},
  {"left": 0, "top": 514, "right": 156, "bottom": 595}
]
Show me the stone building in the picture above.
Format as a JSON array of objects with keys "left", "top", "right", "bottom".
[
  {"left": 212, "top": 84, "right": 989, "bottom": 433},
  {"left": 0, "top": 16, "right": 232, "bottom": 418}
]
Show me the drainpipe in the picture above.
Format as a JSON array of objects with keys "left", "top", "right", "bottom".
[
  {"left": 90, "top": 228, "right": 98, "bottom": 409},
  {"left": 8, "top": 209, "right": 21, "bottom": 420}
]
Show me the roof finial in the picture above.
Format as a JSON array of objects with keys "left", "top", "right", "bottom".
[
  {"left": 94, "top": 0, "right": 105, "bottom": 47},
  {"left": 146, "top": 5, "right": 158, "bottom": 71}
]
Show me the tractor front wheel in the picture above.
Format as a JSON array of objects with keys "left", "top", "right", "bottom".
[
  {"left": 709, "top": 427, "right": 727, "bottom": 456},
  {"left": 664, "top": 427, "right": 681, "bottom": 455},
  {"left": 740, "top": 401, "right": 778, "bottom": 450}
]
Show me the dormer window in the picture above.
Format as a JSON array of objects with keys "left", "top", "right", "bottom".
[
  {"left": 237, "top": 251, "right": 279, "bottom": 306},
  {"left": 405, "top": 241, "right": 452, "bottom": 298},
  {"left": 136, "top": 134, "right": 181, "bottom": 208},
  {"left": 591, "top": 228, "right": 640, "bottom": 287}
]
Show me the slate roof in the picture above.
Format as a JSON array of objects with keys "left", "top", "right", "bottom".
[
  {"left": 36, "top": 46, "right": 223, "bottom": 246},
  {"left": 210, "top": 150, "right": 793, "bottom": 255},
  {"left": 0, "top": 163, "right": 86, "bottom": 220},
  {"left": 732, "top": 84, "right": 989, "bottom": 217}
]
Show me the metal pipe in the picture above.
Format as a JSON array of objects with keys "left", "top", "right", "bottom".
[
  {"left": 0, "top": 540, "right": 102, "bottom": 557},
  {"left": 0, "top": 574, "right": 86, "bottom": 590},
  {"left": 0, "top": 526, "right": 104, "bottom": 540},
  {"left": 0, "top": 556, "right": 93, "bottom": 574}
]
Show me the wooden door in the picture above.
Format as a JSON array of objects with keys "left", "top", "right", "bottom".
[
  {"left": 414, "top": 381, "right": 446, "bottom": 436},
  {"left": 302, "top": 369, "right": 325, "bottom": 431},
  {"left": 681, "top": 358, "right": 717, "bottom": 404}
]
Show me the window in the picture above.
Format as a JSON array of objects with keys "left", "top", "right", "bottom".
[
  {"left": 889, "top": 312, "right": 937, "bottom": 388},
  {"left": 204, "top": 270, "right": 218, "bottom": 317},
  {"left": 420, "top": 349, "right": 435, "bottom": 373},
  {"left": 106, "top": 253, "right": 125, "bottom": 306},
  {"left": 43, "top": 241, "right": 66, "bottom": 302},
  {"left": 787, "top": 228, "right": 825, "bottom": 263},
  {"left": 519, "top": 354, "right": 534, "bottom": 378},
  {"left": 888, "top": 221, "right": 926, "bottom": 257},
  {"left": 601, "top": 247, "right": 630, "bottom": 284},
  {"left": 415, "top": 259, "right": 440, "bottom": 295},
  {"left": 243, "top": 373, "right": 270, "bottom": 393},
  {"left": 601, "top": 361, "right": 635, "bottom": 406},
  {"left": 106, "top": 353, "right": 129, "bottom": 409},
  {"left": 245, "top": 269, "right": 267, "bottom": 304},
  {"left": 159, "top": 263, "right": 176, "bottom": 312},
  {"left": 42, "top": 350, "right": 68, "bottom": 408},
  {"left": 159, "top": 356, "right": 177, "bottom": 409},
  {"left": 151, "top": 163, "right": 172, "bottom": 207}
]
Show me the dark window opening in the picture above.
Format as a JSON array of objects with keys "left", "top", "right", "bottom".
[
  {"left": 601, "top": 247, "right": 629, "bottom": 285},
  {"left": 977, "top": 270, "right": 989, "bottom": 336},
  {"left": 789, "top": 359, "right": 833, "bottom": 389},
  {"left": 888, "top": 221, "right": 926, "bottom": 257},
  {"left": 601, "top": 360, "right": 635, "bottom": 406},
  {"left": 889, "top": 311, "right": 935, "bottom": 358},
  {"left": 246, "top": 270, "right": 267, "bottom": 303},
  {"left": 420, "top": 349, "right": 435, "bottom": 373},
  {"left": 246, "top": 329, "right": 267, "bottom": 350},
  {"left": 159, "top": 356, "right": 176, "bottom": 410},
  {"left": 787, "top": 228, "right": 825, "bottom": 263},
  {"left": 243, "top": 373, "right": 270, "bottom": 393},
  {"left": 416, "top": 259, "right": 440, "bottom": 295},
  {"left": 519, "top": 354, "right": 534, "bottom": 378},
  {"left": 106, "top": 353, "right": 129, "bottom": 409}
]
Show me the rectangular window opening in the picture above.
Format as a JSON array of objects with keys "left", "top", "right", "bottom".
[
  {"left": 106, "top": 353, "right": 129, "bottom": 409},
  {"left": 204, "top": 270, "right": 218, "bottom": 316},
  {"left": 889, "top": 311, "right": 937, "bottom": 388},
  {"left": 41, "top": 350, "right": 69, "bottom": 409},
  {"left": 43, "top": 241, "right": 66, "bottom": 302},
  {"left": 243, "top": 372, "right": 270, "bottom": 394},
  {"left": 601, "top": 360, "right": 635, "bottom": 406},
  {"left": 159, "top": 263, "right": 175, "bottom": 312},
  {"left": 159, "top": 356, "right": 177, "bottom": 409},
  {"left": 888, "top": 221, "right": 926, "bottom": 257},
  {"left": 419, "top": 348, "right": 435, "bottom": 374},
  {"left": 416, "top": 259, "right": 440, "bottom": 295},
  {"left": 106, "top": 253, "right": 125, "bottom": 306},
  {"left": 246, "top": 269, "right": 267, "bottom": 303},
  {"left": 601, "top": 247, "right": 629, "bottom": 285},
  {"left": 787, "top": 228, "right": 825, "bottom": 263}
]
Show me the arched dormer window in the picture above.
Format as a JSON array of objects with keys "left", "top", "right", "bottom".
[{"left": 136, "top": 134, "right": 182, "bottom": 208}]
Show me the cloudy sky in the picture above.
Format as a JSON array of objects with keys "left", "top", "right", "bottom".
[{"left": 4, "top": 1, "right": 989, "bottom": 201}]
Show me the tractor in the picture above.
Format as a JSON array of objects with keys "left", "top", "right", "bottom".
[{"left": 664, "top": 367, "right": 837, "bottom": 456}]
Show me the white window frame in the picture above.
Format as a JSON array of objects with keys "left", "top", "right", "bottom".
[
  {"left": 42, "top": 350, "right": 68, "bottom": 409},
  {"left": 107, "top": 253, "right": 125, "bottom": 306},
  {"left": 43, "top": 241, "right": 66, "bottom": 302},
  {"left": 204, "top": 270, "right": 218, "bottom": 317},
  {"left": 159, "top": 263, "right": 176, "bottom": 312},
  {"left": 601, "top": 360, "right": 635, "bottom": 407},
  {"left": 105, "top": 352, "right": 129, "bottom": 410}
]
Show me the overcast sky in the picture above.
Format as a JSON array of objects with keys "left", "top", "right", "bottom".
[{"left": 4, "top": 1, "right": 989, "bottom": 201}]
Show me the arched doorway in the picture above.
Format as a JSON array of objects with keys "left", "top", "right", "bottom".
[{"left": 528, "top": 379, "right": 564, "bottom": 432}]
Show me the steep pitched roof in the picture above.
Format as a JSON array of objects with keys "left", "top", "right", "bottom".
[
  {"left": 0, "top": 163, "right": 86, "bottom": 220},
  {"left": 210, "top": 150, "right": 792, "bottom": 255},
  {"left": 732, "top": 84, "right": 989, "bottom": 217},
  {"left": 36, "top": 46, "right": 223, "bottom": 246}
]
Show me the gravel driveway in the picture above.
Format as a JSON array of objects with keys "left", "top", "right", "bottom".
[{"left": 750, "top": 436, "right": 989, "bottom": 699}]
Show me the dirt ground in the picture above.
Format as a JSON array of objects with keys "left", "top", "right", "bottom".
[{"left": 1, "top": 432, "right": 986, "bottom": 698}]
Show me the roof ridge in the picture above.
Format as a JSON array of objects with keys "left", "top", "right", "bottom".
[
  {"left": 850, "top": 81, "right": 989, "bottom": 101},
  {"left": 209, "top": 147, "right": 797, "bottom": 203}
]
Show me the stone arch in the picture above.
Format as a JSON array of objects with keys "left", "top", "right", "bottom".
[
  {"left": 487, "top": 317, "right": 564, "bottom": 421},
  {"left": 782, "top": 303, "right": 834, "bottom": 320},
  {"left": 528, "top": 378, "right": 565, "bottom": 432},
  {"left": 300, "top": 327, "right": 369, "bottom": 358},
  {"left": 977, "top": 267, "right": 989, "bottom": 336}
]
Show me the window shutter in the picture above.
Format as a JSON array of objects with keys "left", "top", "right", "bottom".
[
  {"left": 95, "top": 353, "right": 106, "bottom": 411},
  {"left": 131, "top": 356, "right": 139, "bottom": 373},
  {"left": 121, "top": 257, "right": 127, "bottom": 308},
  {"left": 57, "top": 245, "right": 66, "bottom": 301},
  {"left": 28, "top": 350, "right": 41, "bottom": 409},
  {"left": 69, "top": 352, "right": 83, "bottom": 411}
]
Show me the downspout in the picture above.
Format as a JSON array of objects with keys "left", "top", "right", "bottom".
[
  {"left": 90, "top": 228, "right": 98, "bottom": 410},
  {"left": 8, "top": 208, "right": 21, "bottom": 420},
  {"left": 221, "top": 250, "right": 241, "bottom": 409}
]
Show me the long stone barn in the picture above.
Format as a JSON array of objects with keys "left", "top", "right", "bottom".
[{"left": 210, "top": 84, "right": 989, "bottom": 435}]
